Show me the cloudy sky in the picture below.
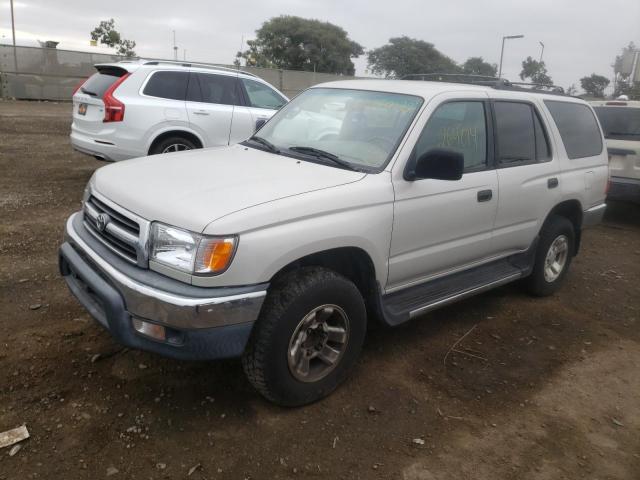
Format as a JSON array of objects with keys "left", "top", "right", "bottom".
[{"left": 1, "top": 0, "right": 638, "bottom": 91}]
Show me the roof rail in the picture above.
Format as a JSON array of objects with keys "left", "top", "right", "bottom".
[
  {"left": 401, "top": 73, "right": 567, "bottom": 96},
  {"left": 142, "top": 60, "right": 259, "bottom": 78}
]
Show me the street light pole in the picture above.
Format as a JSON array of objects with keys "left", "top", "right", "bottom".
[
  {"left": 10, "top": 0, "right": 18, "bottom": 72},
  {"left": 498, "top": 34, "right": 524, "bottom": 79},
  {"left": 539, "top": 41, "right": 545, "bottom": 63}
]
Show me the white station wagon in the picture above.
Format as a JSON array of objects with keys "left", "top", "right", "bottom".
[
  {"left": 60, "top": 78, "right": 608, "bottom": 406},
  {"left": 70, "top": 60, "right": 288, "bottom": 161}
]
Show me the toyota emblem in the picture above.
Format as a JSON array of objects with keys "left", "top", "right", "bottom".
[{"left": 96, "top": 213, "right": 110, "bottom": 232}]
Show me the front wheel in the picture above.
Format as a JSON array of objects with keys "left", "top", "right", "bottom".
[
  {"left": 525, "top": 215, "right": 575, "bottom": 297},
  {"left": 242, "top": 267, "right": 366, "bottom": 406}
]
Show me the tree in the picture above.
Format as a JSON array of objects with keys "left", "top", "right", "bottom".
[
  {"left": 236, "top": 16, "right": 363, "bottom": 75},
  {"left": 580, "top": 74, "right": 610, "bottom": 98},
  {"left": 461, "top": 57, "right": 497, "bottom": 77},
  {"left": 565, "top": 84, "right": 578, "bottom": 96},
  {"left": 367, "top": 36, "right": 460, "bottom": 78},
  {"left": 519, "top": 56, "right": 552, "bottom": 86},
  {"left": 90, "top": 19, "right": 137, "bottom": 57}
]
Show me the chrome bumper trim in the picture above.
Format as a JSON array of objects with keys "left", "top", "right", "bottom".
[
  {"left": 64, "top": 213, "right": 266, "bottom": 329},
  {"left": 582, "top": 203, "right": 606, "bottom": 228}
]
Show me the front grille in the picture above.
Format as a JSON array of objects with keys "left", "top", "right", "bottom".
[{"left": 83, "top": 195, "right": 141, "bottom": 264}]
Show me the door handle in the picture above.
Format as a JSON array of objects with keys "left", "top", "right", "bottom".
[
  {"left": 477, "top": 189, "right": 493, "bottom": 202},
  {"left": 547, "top": 177, "right": 559, "bottom": 189},
  {"left": 193, "top": 110, "right": 210, "bottom": 116}
]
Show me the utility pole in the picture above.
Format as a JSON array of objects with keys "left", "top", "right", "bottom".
[
  {"left": 10, "top": 0, "right": 17, "bottom": 72},
  {"left": 498, "top": 34, "right": 524, "bottom": 79},
  {"left": 172, "top": 30, "right": 178, "bottom": 61},
  {"left": 539, "top": 41, "right": 545, "bottom": 63}
]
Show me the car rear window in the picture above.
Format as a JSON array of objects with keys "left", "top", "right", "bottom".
[
  {"left": 544, "top": 101, "right": 603, "bottom": 159},
  {"left": 81, "top": 69, "right": 127, "bottom": 98},
  {"left": 593, "top": 107, "right": 640, "bottom": 141},
  {"left": 143, "top": 71, "right": 188, "bottom": 101}
]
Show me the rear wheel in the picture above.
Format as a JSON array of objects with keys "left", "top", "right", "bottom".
[
  {"left": 242, "top": 267, "right": 366, "bottom": 407},
  {"left": 525, "top": 215, "right": 575, "bottom": 296},
  {"left": 150, "top": 135, "right": 199, "bottom": 155}
]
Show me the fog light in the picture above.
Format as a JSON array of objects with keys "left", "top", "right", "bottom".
[{"left": 132, "top": 318, "right": 166, "bottom": 341}]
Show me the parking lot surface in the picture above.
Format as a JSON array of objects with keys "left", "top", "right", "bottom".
[{"left": 1, "top": 100, "right": 639, "bottom": 479}]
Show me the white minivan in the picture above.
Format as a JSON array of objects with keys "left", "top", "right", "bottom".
[{"left": 70, "top": 60, "right": 288, "bottom": 161}]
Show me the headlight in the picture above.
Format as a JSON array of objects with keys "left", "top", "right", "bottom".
[
  {"left": 82, "top": 174, "right": 95, "bottom": 205},
  {"left": 150, "top": 223, "right": 237, "bottom": 275}
]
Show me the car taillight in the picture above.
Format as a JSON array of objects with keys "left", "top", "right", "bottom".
[
  {"left": 72, "top": 78, "right": 87, "bottom": 97},
  {"left": 103, "top": 73, "right": 130, "bottom": 123}
]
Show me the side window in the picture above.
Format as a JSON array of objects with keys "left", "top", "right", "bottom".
[
  {"left": 544, "top": 101, "right": 603, "bottom": 159},
  {"left": 414, "top": 101, "right": 487, "bottom": 172},
  {"left": 196, "top": 73, "right": 240, "bottom": 106},
  {"left": 494, "top": 102, "right": 536, "bottom": 165},
  {"left": 533, "top": 111, "right": 551, "bottom": 161},
  {"left": 241, "top": 78, "right": 287, "bottom": 110},
  {"left": 143, "top": 71, "right": 188, "bottom": 100}
]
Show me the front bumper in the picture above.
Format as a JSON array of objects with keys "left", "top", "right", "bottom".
[{"left": 59, "top": 213, "right": 268, "bottom": 360}]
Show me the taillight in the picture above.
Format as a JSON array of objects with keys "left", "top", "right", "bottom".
[
  {"left": 103, "top": 73, "right": 130, "bottom": 123},
  {"left": 72, "top": 78, "right": 87, "bottom": 97}
]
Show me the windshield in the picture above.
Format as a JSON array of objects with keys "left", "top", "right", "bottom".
[
  {"left": 254, "top": 88, "right": 424, "bottom": 170},
  {"left": 593, "top": 107, "right": 640, "bottom": 141}
]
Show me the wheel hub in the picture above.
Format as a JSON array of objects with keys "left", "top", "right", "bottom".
[
  {"left": 287, "top": 304, "right": 349, "bottom": 383},
  {"left": 543, "top": 234, "right": 569, "bottom": 282}
]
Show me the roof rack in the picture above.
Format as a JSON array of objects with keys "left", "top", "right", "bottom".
[
  {"left": 142, "top": 60, "right": 259, "bottom": 78},
  {"left": 401, "top": 73, "right": 567, "bottom": 96}
]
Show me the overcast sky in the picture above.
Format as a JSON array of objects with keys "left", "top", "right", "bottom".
[{"left": 1, "top": 0, "right": 638, "bottom": 91}]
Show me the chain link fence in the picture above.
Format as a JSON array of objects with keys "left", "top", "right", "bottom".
[{"left": 0, "top": 45, "right": 359, "bottom": 101}]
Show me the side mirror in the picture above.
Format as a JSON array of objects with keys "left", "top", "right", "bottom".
[{"left": 405, "top": 148, "right": 464, "bottom": 181}]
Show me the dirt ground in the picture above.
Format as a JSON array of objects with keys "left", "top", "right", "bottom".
[{"left": 0, "top": 99, "right": 639, "bottom": 480}]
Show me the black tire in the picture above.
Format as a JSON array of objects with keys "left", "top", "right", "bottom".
[
  {"left": 242, "top": 267, "right": 367, "bottom": 407},
  {"left": 149, "top": 135, "right": 199, "bottom": 155},
  {"left": 525, "top": 215, "right": 575, "bottom": 297}
]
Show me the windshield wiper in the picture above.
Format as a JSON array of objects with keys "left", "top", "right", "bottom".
[
  {"left": 80, "top": 87, "right": 98, "bottom": 96},
  {"left": 288, "top": 146, "right": 358, "bottom": 171},
  {"left": 607, "top": 132, "right": 640, "bottom": 137},
  {"left": 246, "top": 135, "right": 280, "bottom": 153}
]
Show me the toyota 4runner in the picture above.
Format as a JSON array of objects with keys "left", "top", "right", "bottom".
[{"left": 59, "top": 79, "right": 608, "bottom": 406}]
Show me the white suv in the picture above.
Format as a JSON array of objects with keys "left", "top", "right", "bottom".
[
  {"left": 70, "top": 60, "right": 288, "bottom": 161},
  {"left": 592, "top": 99, "right": 640, "bottom": 203},
  {"left": 60, "top": 79, "right": 608, "bottom": 406}
]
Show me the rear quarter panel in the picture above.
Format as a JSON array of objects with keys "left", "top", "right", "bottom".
[{"left": 538, "top": 98, "right": 608, "bottom": 212}]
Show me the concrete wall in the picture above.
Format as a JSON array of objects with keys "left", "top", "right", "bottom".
[{"left": 0, "top": 45, "right": 360, "bottom": 101}]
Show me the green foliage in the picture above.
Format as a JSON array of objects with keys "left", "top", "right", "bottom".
[
  {"left": 90, "top": 18, "right": 137, "bottom": 58},
  {"left": 565, "top": 84, "right": 578, "bottom": 96},
  {"left": 367, "top": 36, "right": 460, "bottom": 78},
  {"left": 236, "top": 16, "right": 363, "bottom": 75},
  {"left": 580, "top": 74, "right": 610, "bottom": 98},
  {"left": 461, "top": 57, "right": 497, "bottom": 77},
  {"left": 615, "top": 81, "right": 640, "bottom": 100},
  {"left": 520, "top": 56, "right": 552, "bottom": 86}
]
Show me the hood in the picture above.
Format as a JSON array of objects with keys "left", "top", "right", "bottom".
[{"left": 94, "top": 144, "right": 366, "bottom": 233}]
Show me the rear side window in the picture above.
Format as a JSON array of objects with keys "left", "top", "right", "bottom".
[
  {"left": 241, "top": 78, "right": 287, "bottom": 110},
  {"left": 143, "top": 71, "right": 188, "bottom": 101},
  {"left": 593, "top": 107, "right": 640, "bottom": 141},
  {"left": 493, "top": 101, "right": 551, "bottom": 165},
  {"left": 187, "top": 73, "right": 240, "bottom": 106},
  {"left": 414, "top": 101, "right": 488, "bottom": 171},
  {"left": 544, "top": 101, "right": 603, "bottom": 159},
  {"left": 81, "top": 69, "right": 126, "bottom": 98}
]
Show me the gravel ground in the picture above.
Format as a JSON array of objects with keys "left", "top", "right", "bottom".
[{"left": 0, "top": 99, "right": 639, "bottom": 479}]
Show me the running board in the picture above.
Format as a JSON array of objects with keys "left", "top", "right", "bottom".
[{"left": 378, "top": 250, "right": 534, "bottom": 327}]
